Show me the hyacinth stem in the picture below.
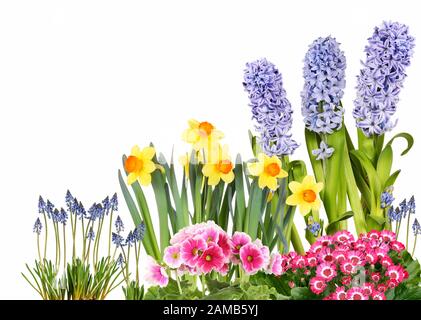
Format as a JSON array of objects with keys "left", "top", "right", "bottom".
[
  {"left": 108, "top": 211, "right": 114, "bottom": 257},
  {"left": 134, "top": 240, "right": 139, "bottom": 283},
  {"left": 36, "top": 234, "right": 42, "bottom": 264},
  {"left": 85, "top": 238, "right": 93, "bottom": 263},
  {"left": 406, "top": 214, "right": 411, "bottom": 249},
  {"left": 291, "top": 224, "right": 305, "bottom": 254},
  {"left": 42, "top": 213, "right": 48, "bottom": 263},
  {"left": 412, "top": 234, "right": 418, "bottom": 256},
  {"left": 62, "top": 224, "right": 66, "bottom": 272},
  {"left": 81, "top": 216, "right": 85, "bottom": 256},
  {"left": 82, "top": 220, "right": 91, "bottom": 262},
  {"left": 72, "top": 214, "right": 77, "bottom": 261}
]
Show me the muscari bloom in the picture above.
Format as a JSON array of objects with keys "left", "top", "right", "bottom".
[
  {"left": 247, "top": 153, "right": 288, "bottom": 191},
  {"left": 59, "top": 208, "right": 68, "bottom": 225},
  {"left": 126, "top": 231, "right": 135, "bottom": 247},
  {"left": 353, "top": 21, "right": 415, "bottom": 136},
  {"left": 243, "top": 58, "right": 298, "bottom": 156},
  {"left": 301, "top": 36, "right": 346, "bottom": 134},
  {"left": 380, "top": 190, "right": 395, "bottom": 208},
  {"left": 65, "top": 190, "right": 73, "bottom": 210},
  {"left": 400, "top": 199, "right": 409, "bottom": 218},
  {"left": 125, "top": 146, "right": 156, "bottom": 186},
  {"left": 133, "top": 222, "right": 146, "bottom": 242},
  {"left": 116, "top": 253, "right": 125, "bottom": 267},
  {"left": 286, "top": 175, "right": 323, "bottom": 215},
  {"left": 87, "top": 228, "right": 95, "bottom": 241},
  {"left": 307, "top": 220, "right": 321, "bottom": 236},
  {"left": 413, "top": 219, "right": 421, "bottom": 236},
  {"left": 312, "top": 141, "right": 335, "bottom": 160},
  {"left": 102, "top": 196, "right": 110, "bottom": 213},
  {"left": 45, "top": 200, "right": 55, "bottom": 219},
  {"left": 112, "top": 232, "right": 125, "bottom": 247},
  {"left": 408, "top": 195, "right": 415, "bottom": 214},
  {"left": 110, "top": 193, "right": 118, "bottom": 211},
  {"left": 33, "top": 218, "right": 42, "bottom": 235},
  {"left": 38, "top": 196, "right": 46, "bottom": 214},
  {"left": 115, "top": 216, "right": 124, "bottom": 234}
]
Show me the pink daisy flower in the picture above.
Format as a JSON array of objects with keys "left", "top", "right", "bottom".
[
  {"left": 317, "top": 247, "right": 334, "bottom": 263},
  {"left": 362, "top": 282, "right": 375, "bottom": 296},
  {"left": 309, "top": 277, "right": 327, "bottom": 295},
  {"left": 380, "top": 230, "right": 396, "bottom": 243},
  {"left": 346, "top": 250, "right": 364, "bottom": 266},
  {"left": 340, "top": 260, "right": 357, "bottom": 275},
  {"left": 144, "top": 257, "right": 169, "bottom": 287},
  {"left": 365, "top": 250, "right": 378, "bottom": 265},
  {"left": 333, "top": 286, "right": 347, "bottom": 300},
  {"left": 197, "top": 245, "right": 225, "bottom": 273},
  {"left": 389, "top": 241, "right": 405, "bottom": 252},
  {"left": 332, "top": 249, "right": 347, "bottom": 264},
  {"left": 318, "top": 235, "right": 334, "bottom": 246},
  {"left": 387, "top": 279, "right": 399, "bottom": 289},
  {"left": 231, "top": 232, "right": 251, "bottom": 254},
  {"left": 372, "top": 290, "right": 386, "bottom": 300},
  {"left": 385, "top": 265, "right": 405, "bottom": 283},
  {"left": 376, "top": 284, "right": 387, "bottom": 292},
  {"left": 306, "top": 253, "right": 318, "bottom": 267},
  {"left": 180, "top": 236, "right": 207, "bottom": 267},
  {"left": 240, "top": 243, "right": 265, "bottom": 275},
  {"left": 347, "top": 287, "right": 368, "bottom": 300},
  {"left": 371, "top": 272, "right": 381, "bottom": 283},
  {"left": 316, "top": 262, "right": 337, "bottom": 281},
  {"left": 163, "top": 245, "right": 182, "bottom": 268},
  {"left": 353, "top": 239, "right": 367, "bottom": 251},
  {"left": 334, "top": 230, "right": 355, "bottom": 244},
  {"left": 341, "top": 276, "right": 352, "bottom": 286},
  {"left": 291, "top": 255, "right": 307, "bottom": 269},
  {"left": 367, "top": 230, "right": 381, "bottom": 241},
  {"left": 375, "top": 248, "right": 389, "bottom": 260},
  {"left": 380, "top": 256, "right": 393, "bottom": 268},
  {"left": 309, "top": 241, "right": 324, "bottom": 254}
]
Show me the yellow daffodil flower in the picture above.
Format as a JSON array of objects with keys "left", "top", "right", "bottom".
[
  {"left": 202, "top": 145, "right": 235, "bottom": 186},
  {"left": 182, "top": 119, "right": 224, "bottom": 154},
  {"left": 286, "top": 175, "right": 323, "bottom": 215},
  {"left": 125, "top": 145, "right": 156, "bottom": 186},
  {"left": 247, "top": 153, "right": 288, "bottom": 191}
]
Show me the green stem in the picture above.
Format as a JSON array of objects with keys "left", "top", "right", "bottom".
[
  {"left": 108, "top": 211, "right": 114, "bottom": 257},
  {"left": 412, "top": 234, "right": 417, "bottom": 257},
  {"left": 175, "top": 270, "right": 183, "bottom": 295},
  {"left": 62, "top": 225, "right": 66, "bottom": 272},
  {"left": 42, "top": 213, "right": 48, "bottom": 263},
  {"left": 291, "top": 224, "right": 305, "bottom": 254},
  {"left": 406, "top": 214, "right": 411, "bottom": 249},
  {"left": 36, "top": 234, "right": 42, "bottom": 263}
]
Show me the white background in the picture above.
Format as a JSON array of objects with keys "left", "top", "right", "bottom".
[{"left": 1, "top": 0, "right": 420, "bottom": 299}]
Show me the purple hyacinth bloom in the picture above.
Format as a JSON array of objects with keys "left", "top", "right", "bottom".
[
  {"left": 33, "top": 218, "right": 42, "bottom": 235},
  {"left": 380, "top": 190, "right": 394, "bottom": 208},
  {"left": 243, "top": 58, "right": 298, "bottom": 156},
  {"left": 134, "top": 222, "right": 146, "bottom": 242},
  {"left": 110, "top": 193, "right": 118, "bottom": 211},
  {"left": 353, "top": 22, "right": 415, "bottom": 137},
  {"left": 86, "top": 227, "right": 95, "bottom": 241},
  {"left": 302, "top": 36, "right": 346, "bottom": 134},
  {"left": 312, "top": 141, "right": 335, "bottom": 160},
  {"left": 38, "top": 196, "right": 46, "bottom": 214}
]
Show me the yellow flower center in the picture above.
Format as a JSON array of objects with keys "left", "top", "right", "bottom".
[
  {"left": 205, "top": 254, "right": 212, "bottom": 262},
  {"left": 302, "top": 189, "right": 317, "bottom": 203},
  {"left": 217, "top": 160, "right": 233, "bottom": 174},
  {"left": 198, "top": 121, "right": 214, "bottom": 136},
  {"left": 192, "top": 248, "right": 198, "bottom": 256},
  {"left": 247, "top": 255, "right": 253, "bottom": 262},
  {"left": 125, "top": 156, "right": 143, "bottom": 173},
  {"left": 265, "top": 163, "right": 281, "bottom": 177}
]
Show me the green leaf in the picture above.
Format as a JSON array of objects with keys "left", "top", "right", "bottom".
[
  {"left": 240, "top": 283, "right": 289, "bottom": 300},
  {"left": 203, "top": 286, "right": 244, "bottom": 300},
  {"left": 384, "top": 170, "right": 401, "bottom": 188},
  {"left": 326, "top": 211, "right": 354, "bottom": 235},
  {"left": 304, "top": 129, "right": 324, "bottom": 196},
  {"left": 151, "top": 170, "right": 170, "bottom": 254},
  {"left": 394, "top": 287, "right": 421, "bottom": 300},
  {"left": 290, "top": 287, "right": 319, "bottom": 300},
  {"left": 376, "top": 145, "right": 393, "bottom": 186},
  {"left": 350, "top": 149, "right": 382, "bottom": 212},
  {"left": 385, "top": 132, "right": 414, "bottom": 156}
]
